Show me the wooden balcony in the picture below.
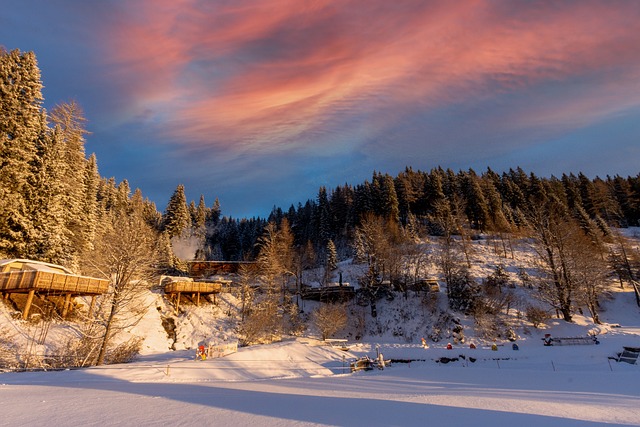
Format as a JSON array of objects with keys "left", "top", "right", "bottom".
[{"left": 0, "top": 259, "right": 109, "bottom": 320}]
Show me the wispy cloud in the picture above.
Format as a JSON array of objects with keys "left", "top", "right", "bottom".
[
  {"left": 6, "top": 0, "right": 637, "bottom": 215},
  {"left": 97, "top": 1, "right": 640, "bottom": 158}
]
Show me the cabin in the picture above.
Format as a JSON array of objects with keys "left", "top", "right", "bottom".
[
  {"left": 411, "top": 278, "right": 441, "bottom": 293},
  {"left": 301, "top": 283, "right": 355, "bottom": 303},
  {"left": 0, "top": 259, "right": 109, "bottom": 320},
  {"left": 187, "top": 261, "right": 257, "bottom": 279}
]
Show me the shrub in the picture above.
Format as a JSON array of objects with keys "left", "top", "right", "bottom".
[{"left": 525, "top": 305, "right": 549, "bottom": 328}]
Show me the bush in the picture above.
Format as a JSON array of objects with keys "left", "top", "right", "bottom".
[
  {"left": 525, "top": 305, "right": 549, "bottom": 328},
  {"left": 0, "top": 330, "right": 20, "bottom": 370},
  {"left": 45, "top": 335, "right": 143, "bottom": 368},
  {"left": 106, "top": 337, "right": 143, "bottom": 364},
  {"left": 448, "top": 270, "right": 480, "bottom": 313}
]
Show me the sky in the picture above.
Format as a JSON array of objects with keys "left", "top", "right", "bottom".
[{"left": 2, "top": 0, "right": 640, "bottom": 218}]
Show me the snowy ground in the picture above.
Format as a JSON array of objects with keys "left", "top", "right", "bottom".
[
  {"left": 1, "top": 232, "right": 639, "bottom": 426},
  {"left": 1, "top": 334, "right": 639, "bottom": 426}
]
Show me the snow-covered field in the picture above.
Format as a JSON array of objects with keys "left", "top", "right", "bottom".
[
  {"left": 1, "top": 333, "right": 639, "bottom": 426},
  {"left": 1, "top": 233, "right": 639, "bottom": 426}
]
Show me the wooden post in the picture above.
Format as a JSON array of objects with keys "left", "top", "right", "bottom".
[
  {"left": 88, "top": 295, "right": 96, "bottom": 318},
  {"left": 196, "top": 292, "right": 200, "bottom": 306},
  {"left": 175, "top": 292, "right": 181, "bottom": 313},
  {"left": 23, "top": 289, "right": 36, "bottom": 320},
  {"left": 61, "top": 293, "right": 73, "bottom": 318}
]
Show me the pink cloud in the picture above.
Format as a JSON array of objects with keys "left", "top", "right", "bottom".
[{"left": 98, "top": 0, "right": 640, "bottom": 154}]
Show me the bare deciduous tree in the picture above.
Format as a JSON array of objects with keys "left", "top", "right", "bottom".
[
  {"left": 312, "top": 303, "right": 348, "bottom": 341},
  {"left": 239, "top": 219, "right": 299, "bottom": 345},
  {"left": 528, "top": 195, "right": 609, "bottom": 322},
  {"left": 82, "top": 207, "right": 161, "bottom": 365}
]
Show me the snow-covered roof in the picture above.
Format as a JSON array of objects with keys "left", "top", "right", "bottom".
[{"left": 0, "top": 259, "right": 74, "bottom": 275}]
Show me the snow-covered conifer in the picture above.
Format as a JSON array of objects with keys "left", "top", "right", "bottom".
[
  {"left": 162, "top": 184, "right": 190, "bottom": 239},
  {"left": 0, "top": 49, "right": 45, "bottom": 257}
]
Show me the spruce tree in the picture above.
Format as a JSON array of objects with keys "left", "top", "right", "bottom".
[
  {"left": 79, "top": 154, "right": 100, "bottom": 254},
  {"left": 162, "top": 184, "right": 190, "bottom": 239},
  {"left": 378, "top": 173, "right": 400, "bottom": 223},
  {"left": 315, "top": 186, "right": 330, "bottom": 244},
  {"left": 0, "top": 49, "right": 45, "bottom": 257},
  {"left": 461, "top": 169, "right": 489, "bottom": 230},
  {"left": 206, "top": 197, "right": 221, "bottom": 228},
  {"left": 195, "top": 195, "right": 207, "bottom": 229},
  {"left": 28, "top": 126, "right": 69, "bottom": 263},
  {"left": 326, "top": 239, "right": 338, "bottom": 271},
  {"left": 50, "top": 101, "right": 91, "bottom": 267}
]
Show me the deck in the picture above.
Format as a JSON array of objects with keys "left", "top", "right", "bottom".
[
  {"left": 164, "top": 278, "right": 231, "bottom": 312},
  {"left": 0, "top": 260, "right": 109, "bottom": 320},
  {"left": 164, "top": 281, "right": 223, "bottom": 295},
  {"left": 0, "top": 270, "right": 108, "bottom": 295}
]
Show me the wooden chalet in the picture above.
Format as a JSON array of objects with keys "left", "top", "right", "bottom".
[
  {"left": 0, "top": 259, "right": 109, "bottom": 320},
  {"left": 187, "top": 261, "right": 257, "bottom": 279},
  {"left": 301, "top": 284, "right": 355, "bottom": 303}
]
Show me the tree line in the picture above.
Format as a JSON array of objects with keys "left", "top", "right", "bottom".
[{"left": 185, "top": 167, "right": 640, "bottom": 265}]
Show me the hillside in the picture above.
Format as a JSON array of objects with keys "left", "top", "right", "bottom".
[{"left": 1, "top": 230, "right": 639, "bottom": 365}]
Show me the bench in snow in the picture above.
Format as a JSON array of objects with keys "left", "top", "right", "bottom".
[
  {"left": 618, "top": 346, "right": 640, "bottom": 365},
  {"left": 544, "top": 336, "right": 599, "bottom": 346}
]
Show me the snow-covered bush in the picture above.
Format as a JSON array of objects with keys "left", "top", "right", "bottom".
[
  {"left": 0, "top": 330, "right": 20, "bottom": 370},
  {"left": 525, "top": 305, "right": 549, "bottom": 328}
]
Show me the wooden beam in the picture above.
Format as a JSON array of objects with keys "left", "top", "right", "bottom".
[
  {"left": 61, "top": 293, "right": 73, "bottom": 318},
  {"left": 88, "top": 295, "right": 96, "bottom": 318},
  {"left": 23, "top": 289, "right": 36, "bottom": 320}
]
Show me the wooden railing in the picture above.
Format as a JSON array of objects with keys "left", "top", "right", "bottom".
[
  {"left": 164, "top": 281, "right": 222, "bottom": 294},
  {"left": 0, "top": 270, "right": 109, "bottom": 295}
]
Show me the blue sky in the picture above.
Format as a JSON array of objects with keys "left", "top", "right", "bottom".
[{"left": 2, "top": 1, "right": 639, "bottom": 217}]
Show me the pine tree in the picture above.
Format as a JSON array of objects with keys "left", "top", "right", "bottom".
[
  {"left": 195, "top": 195, "right": 207, "bottom": 229},
  {"left": 28, "top": 126, "right": 69, "bottom": 263},
  {"left": 378, "top": 173, "right": 400, "bottom": 223},
  {"left": 0, "top": 49, "right": 45, "bottom": 257},
  {"left": 206, "top": 197, "right": 221, "bottom": 228},
  {"left": 461, "top": 169, "right": 489, "bottom": 230},
  {"left": 352, "top": 230, "right": 367, "bottom": 264},
  {"left": 188, "top": 200, "right": 197, "bottom": 227},
  {"left": 50, "top": 101, "right": 91, "bottom": 268},
  {"left": 326, "top": 239, "right": 338, "bottom": 271},
  {"left": 315, "top": 186, "right": 330, "bottom": 244},
  {"left": 78, "top": 154, "right": 100, "bottom": 254},
  {"left": 162, "top": 184, "right": 190, "bottom": 239}
]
